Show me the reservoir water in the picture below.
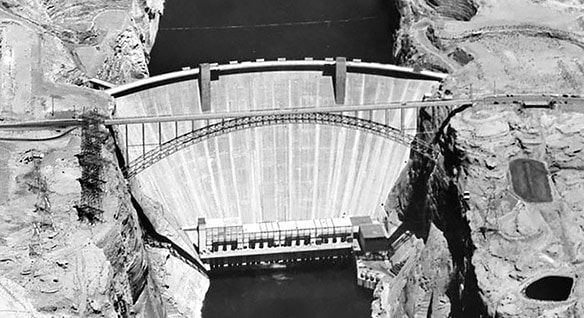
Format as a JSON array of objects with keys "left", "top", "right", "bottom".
[
  {"left": 202, "top": 260, "right": 372, "bottom": 318},
  {"left": 148, "top": 0, "right": 399, "bottom": 75}
]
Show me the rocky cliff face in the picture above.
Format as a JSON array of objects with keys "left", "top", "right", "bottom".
[
  {"left": 380, "top": 0, "right": 584, "bottom": 317},
  {"left": 0, "top": 0, "right": 163, "bottom": 85},
  {"left": 380, "top": 101, "right": 488, "bottom": 317},
  {"left": 3, "top": 0, "right": 584, "bottom": 317},
  {"left": 0, "top": 114, "right": 165, "bottom": 317},
  {"left": 449, "top": 104, "right": 584, "bottom": 317},
  {"left": 380, "top": 99, "right": 584, "bottom": 318},
  {"left": 0, "top": 0, "right": 211, "bottom": 317}
]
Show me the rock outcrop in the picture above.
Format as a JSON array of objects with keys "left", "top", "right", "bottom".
[
  {"left": 0, "top": 120, "right": 164, "bottom": 316},
  {"left": 449, "top": 105, "right": 584, "bottom": 317},
  {"left": 0, "top": 0, "right": 163, "bottom": 84},
  {"left": 3, "top": 0, "right": 584, "bottom": 317},
  {"left": 0, "top": 1, "right": 210, "bottom": 317},
  {"left": 381, "top": 1, "right": 584, "bottom": 316}
]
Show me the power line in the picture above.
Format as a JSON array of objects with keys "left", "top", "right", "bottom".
[{"left": 160, "top": 16, "right": 380, "bottom": 31}]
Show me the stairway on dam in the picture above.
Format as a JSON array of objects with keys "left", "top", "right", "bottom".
[{"left": 108, "top": 60, "right": 444, "bottom": 230}]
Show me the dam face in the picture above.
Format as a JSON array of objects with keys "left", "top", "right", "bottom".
[
  {"left": 149, "top": 0, "right": 399, "bottom": 75},
  {"left": 112, "top": 62, "right": 443, "bottom": 228},
  {"left": 109, "top": 60, "right": 444, "bottom": 317}
]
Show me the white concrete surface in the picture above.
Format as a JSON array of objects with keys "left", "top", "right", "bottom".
[{"left": 113, "top": 66, "right": 441, "bottom": 229}]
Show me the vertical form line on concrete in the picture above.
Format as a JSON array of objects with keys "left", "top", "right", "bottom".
[
  {"left": 400, "top": 108, "right": 405, "bottom": 133},
  {"left": 203, "top": 140, "right": 220, "bottom": 219},
  {"left": 189, "top": 144, "right": 207, "bottom": 222},
  {"left": 141, "top": 123, "right": 145, "bottom": 156},
  {"left": 213, "top": 136, "right": 229, "bottom": 220},
  {"left": 370, "top": 77, "right": 382, "bottom": 123},
  {"left": 349, "top": 133, "right": 374, "bottom": 215},
  {"left": 407, "top": 80, "right": 424, "bottom": 132},
  {"left": 287, "top": 74, "right": 293, "bottom": 110},
  {"left": 176, "top": 148, "right": 195, "bottom": 226},
  {"left": 199, "top": 63, "right": 211, "bottom": 112},
  {"left": 362, "top": 137, "right": 383, "bottom": 215},
  {"left": 287, "top": 124, "right": 294, "bottom": 221},
  {"left": 335, "top": 57, "right": 347, "bottom": 105},
  {"left": 272, "top": 125, "right": 280, "bottom": 220},
  {"left": 323, "top": 127, "right": 337, "bottom": 217},
  {"left": 341, "top": 129, "right": 361, "bottom": 215},
  {"left": 125, "top": 124, "right": 129, "bottom": 164},
  {"left": 359, "top": 73, "right": 366, "bottom": 110},
  {"left": 253, "top": 127, "right": 263, "bottom": 222},
  {"left": 372, "top": 140, "right": 394, "bottom": 216},
  {"left": 386, "top": 77, "right": 397, "bottom": 127},
  {"left": 398, "top": 80, "right": 411, "bottom": 131},
  {"left": 158, "top": 122, "right": 162, "bottom": 146},
  {"left": 310, "top": 124, "right": 321, "bottom": 221},
  {"left": 225, "top": 132, "right": 238, "bottom": 220},
  {"left": 226, "top": 91, "right": 242, "bottom": 222},
  {"left": 271, "top": 74, "right": 278, "bottom": 110},
  {"left": 328, "top": 128, "right": 347, "bottom": 217}
]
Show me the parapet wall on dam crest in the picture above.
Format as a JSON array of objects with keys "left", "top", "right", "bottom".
[{"left": 108, "top": 59, "right": 444, "bottom": 228}]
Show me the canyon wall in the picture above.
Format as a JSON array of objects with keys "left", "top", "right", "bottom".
[
  {"left": 3, "top": 0, "right": 584, "bottom": 317},
  {"left": 380, "top": 0, "right": 584, "bottom": 317},
  {"left": 0, "top": 1, "right": 209, "bottom": 317}
]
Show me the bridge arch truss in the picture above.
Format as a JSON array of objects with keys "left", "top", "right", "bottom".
[{"left": 123, "top": 112, "right": 436, "bottom": 178}]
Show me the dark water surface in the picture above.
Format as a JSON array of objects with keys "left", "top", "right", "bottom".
[
  {"left": 202, "top": 261, "right": 372, "bottom": 318},
  {"left": 149, "top": 0, "right": 399, "bottom": 75}
]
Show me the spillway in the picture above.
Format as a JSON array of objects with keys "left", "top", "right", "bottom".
[{"left": 108, "top": 60, "right": 444, "bottom": 229}]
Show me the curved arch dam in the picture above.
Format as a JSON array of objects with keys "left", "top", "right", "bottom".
[{"left": 108, "top": 60, "right": 445, "bottom": 237}]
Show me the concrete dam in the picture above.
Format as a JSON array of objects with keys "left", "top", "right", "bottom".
[{"left": 107, "top": 59, "right": 445, "bottom": 234}]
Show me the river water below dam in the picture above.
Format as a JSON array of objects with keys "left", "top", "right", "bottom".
[
  {"left": 148, "top": 0, "right": 399, "bottom": 75},
  {"left": 202, "top": 260, "right": 372, "bottom": 318}
]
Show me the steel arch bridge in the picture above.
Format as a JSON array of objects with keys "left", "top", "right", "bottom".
[{"left": 123, "top": 112, "right": 436, "bottom": 178}]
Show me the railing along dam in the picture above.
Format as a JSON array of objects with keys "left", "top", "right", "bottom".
[{"left": 106, "top": 58, "right": 446, "bottom": 229}]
